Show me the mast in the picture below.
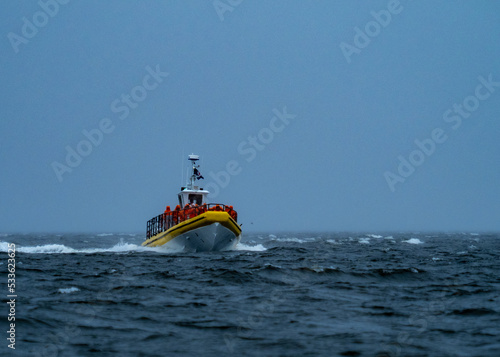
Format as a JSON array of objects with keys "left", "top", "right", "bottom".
[{"left": 186, "top": 154, "right": 199, "bottom": 190}]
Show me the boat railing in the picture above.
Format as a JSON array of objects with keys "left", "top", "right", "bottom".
[{"left": 146, "top": 203, "right": 238, "bottom": 239}]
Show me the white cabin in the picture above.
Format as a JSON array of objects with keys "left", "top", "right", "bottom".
[{"left": 178, "top": 187, "right": 209, "bottom": 207}]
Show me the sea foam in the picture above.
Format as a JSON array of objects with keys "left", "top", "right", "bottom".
[
  {"left": 58, "top": 287, "right": 80, "bottom": 294},
  {"left": 402, "top": 238, "right": 424, "bottom": 244},
  {"left": 235, "top": 243, "right": 267, "bottom": 251}
]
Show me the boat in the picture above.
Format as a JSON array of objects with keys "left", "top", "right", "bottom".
[{"left": 142, "top": 154, "right": 242, "bottom": 251}]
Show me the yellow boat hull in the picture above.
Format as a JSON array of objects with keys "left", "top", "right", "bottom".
[{"left": 142, "top": 211, "right": 241, "bottom": 251}]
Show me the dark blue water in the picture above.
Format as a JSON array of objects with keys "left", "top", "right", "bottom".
[{"left": 1, "top": 232, "right": 499, "bottom": 356}]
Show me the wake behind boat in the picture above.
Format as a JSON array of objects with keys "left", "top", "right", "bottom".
[{"left": 142, "top": 154, "right": 242, "bottom": 252}]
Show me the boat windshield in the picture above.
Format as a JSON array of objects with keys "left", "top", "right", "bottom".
[{"left": 189, "top": 194, "right": 203, "bottom": 205}]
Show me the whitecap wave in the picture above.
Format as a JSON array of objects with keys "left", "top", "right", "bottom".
[
  {"left": 0, "top": 241, "right": 147, "bottom": 254},
  {"left": 18, "top": 244, "right": 77, "bottom": 254},
  {"left": 1, "top": 238, "right": 267, "bottom": 254},
  {"left": 58, "top": 287, "right": 80, "bottom": 294},
  {"left": 368, "top": 234, "right": 383, "bottom": 238},
  {"left": 0, "top": 241, "right": 13, "bottom": 252},
  {"left": 358, "top": 238, "right": 370, "bottom": 244},
  {"left": 103, "top": 242, "right": 144, "bottom": 253},
  {"left": 270, "top": 237, "right": 315, "bottom": 243},
  {"left": 402, "top": 238, "right": 424, "bottom": 244},
  {"left": 235, "top": 243, "right": 266, "bottom": 251}
]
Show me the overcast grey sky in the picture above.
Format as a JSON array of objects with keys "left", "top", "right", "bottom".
[{"left": 1, "top": 0, "right": 499, "bottom": 233}]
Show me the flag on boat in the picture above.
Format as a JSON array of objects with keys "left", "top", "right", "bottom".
[{"left": 194, "top": 168, "right": 204, "bottom": 180}]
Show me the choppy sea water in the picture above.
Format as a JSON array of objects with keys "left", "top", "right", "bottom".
[{"left": 1, "top": 232, "right": 499, "bottom": 357}]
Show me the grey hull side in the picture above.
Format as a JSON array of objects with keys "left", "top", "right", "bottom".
[{"left": 166, "top": 223, "right": 241, "bottom": 252}]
